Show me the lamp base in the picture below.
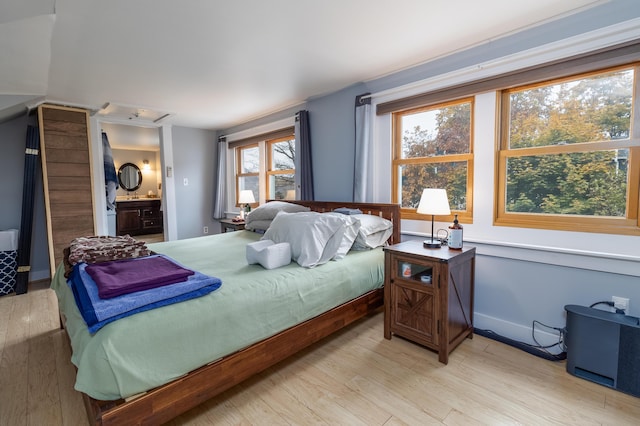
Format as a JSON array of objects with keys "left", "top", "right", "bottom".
[{"left": 423, "top": 238, "right": 442, "bottom": 249}]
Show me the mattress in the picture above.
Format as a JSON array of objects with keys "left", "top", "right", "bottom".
[{"left": 51, "top": 230, "right": 384, "bottom": 400}]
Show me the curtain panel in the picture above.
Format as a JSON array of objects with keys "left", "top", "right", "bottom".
[
  {"left": 295, "top": 110, "right": 314, "bottom": 201},
  {"left": 213, "top": 136, "right": 227, "bottom": 219},
  {"left": 353, "top": 93, "right": 372, "bottom": 202}
]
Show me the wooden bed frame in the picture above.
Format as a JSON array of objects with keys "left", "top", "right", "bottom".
[{"left": 72, "top": 201, "right": 400, "bottom": 425}]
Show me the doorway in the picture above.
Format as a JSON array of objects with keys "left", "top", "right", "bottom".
[{"left": 91, "top": 119, "right": 173, "bottom": 242}]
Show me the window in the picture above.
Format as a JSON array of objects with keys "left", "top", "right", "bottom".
[
  {"left": 496, "top": 65, "right": 640, "bottom": 235},
  {"left": 392, "top": 98, "right": 474, "bottom": 221},
  {"left": 267, "top": 136, "right": 296, "bottom": 200},
  {"left": 236, "top": 144, "right": 260, "bottom": 207},
  {"left": 233, "top": 130, "right": 295, "bottom": 206}
]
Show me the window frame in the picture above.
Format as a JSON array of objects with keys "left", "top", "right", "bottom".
[
  {"left": 391, "top": 97, "right": 475, "bottom": 223},
  {"left": 266, "top": 135, "right": 296, "bottom": 200},
  {"left": 233, "top": 131, "right": 296, "bottom": 208},
  {"left": 495, "top": 64, "right": 640, "bottom": 236},
  {"left": 235, "top": 143, "right": 260, "bottom": 209}
]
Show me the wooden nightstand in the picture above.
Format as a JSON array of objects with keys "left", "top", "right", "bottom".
[
  {"left": 383, "top": 240, "right": 476, "bottom": 364},
  {"left": 219, "top": 218, "right": 245, "bottom": 232}
]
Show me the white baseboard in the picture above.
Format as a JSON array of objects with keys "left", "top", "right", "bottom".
[{"left": 474, "top": 312, "right": 564, "bottom": 352}]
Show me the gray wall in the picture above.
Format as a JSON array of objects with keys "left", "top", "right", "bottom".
[
  {"left": 307, "top": 83, "right": 367, "bottom": 202},
  {"left": 0, "top": 113, "right": 50, "bottom": 281},
  {"left": 171, "top": 126, "right": 218, "bottom": 239}
]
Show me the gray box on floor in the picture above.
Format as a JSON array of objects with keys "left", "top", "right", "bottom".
[{"left": 565, "top": 304, "right": 640, "bottom": 397}]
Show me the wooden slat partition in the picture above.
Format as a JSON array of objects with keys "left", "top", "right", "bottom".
[{"left": 38, "top": 105, "right": 96, "bottom": 276}]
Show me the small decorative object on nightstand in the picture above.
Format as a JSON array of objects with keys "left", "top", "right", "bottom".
[
  {"left": 383, "top": 240, "right": 475, "bottom": 364},
  {"left": 219, "top": 218, "right": 245, "bottom": 233}
]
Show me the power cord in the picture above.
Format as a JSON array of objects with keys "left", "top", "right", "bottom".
[
  {"left": 532, "top": 320, "right": 566, "bottom": 354},
  {"left": 589, "top": 300, "right": 625, "bottom": 314},
  {"left": 474, "top": 322, "right": 567, "bottom": 361},
  {"left": 477, "top": 301, "right": 627, "bottom": 361}
]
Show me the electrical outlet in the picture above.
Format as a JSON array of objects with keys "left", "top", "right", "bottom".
[
  {"left": 203, "top": 226, "right": 208, "bottom": 234},
  {"left": 183, "top": 178, "right": 189, "bottom": 186},
  {"left": 612, "top": 296, "right": 629, "bottom": 312}
]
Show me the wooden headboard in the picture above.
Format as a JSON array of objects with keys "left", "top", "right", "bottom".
[{"left": 279, "top": 200, "right": 401, "bottom": 246}]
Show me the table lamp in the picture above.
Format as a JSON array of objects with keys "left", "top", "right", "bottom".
[
  {"left": 416, "top": 188, "right": 451, "bottom": 248},
  {"left": 238, "top": 190, "right": 255, "bottom": 219}
]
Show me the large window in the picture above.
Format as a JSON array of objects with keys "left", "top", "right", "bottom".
[
  {"left": 496, "top": 65, "right": 640, "bottom": 235},
  {"left": 234, "top": 131, "right": 295, "bottom": 207},
  {"left": 392, "top": 98, "right": 474, "bottom": 221}
]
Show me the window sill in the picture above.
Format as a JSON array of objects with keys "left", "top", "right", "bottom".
[{"left": 402, "top": 231, "right": 640, "bottom": 277}]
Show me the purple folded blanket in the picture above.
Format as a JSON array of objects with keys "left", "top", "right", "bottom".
[{"left": 86, "top": 255, "right": 195, "bottom": 298}]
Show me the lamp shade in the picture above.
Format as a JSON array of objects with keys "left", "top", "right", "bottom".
[
  {"left": 285, "top": 189, "right": 296, "bottom": 200},
  {"left": 238, "top": 190, "right": 256, "bottom": 204},
  {"left": 416, "top": 188, "right": 451, "bottom": 215}
]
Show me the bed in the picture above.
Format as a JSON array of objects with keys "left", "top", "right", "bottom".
[{"left": 52, "top": 200, "right": 400, "bottom": 425}]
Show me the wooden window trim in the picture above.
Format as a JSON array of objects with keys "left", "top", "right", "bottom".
[
  {"left": 392, "top": 98, "right": 474, "bottom": 223},
  {"left": 377, "top": 39, "right": 640, "bottom": 116},
  {"left": 495, "top": 64, "right": 640, "bottom": 236},
  {"left": 229, "top": 127, "right": 295, "bottom": 149},
  {"left": 235, "top": 144, "right": 259, "bottom": 208},
  {"left": 266, "top": 135, "right": 295, "bottom": 200}
]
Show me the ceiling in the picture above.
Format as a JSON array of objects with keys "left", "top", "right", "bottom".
[{"left": 0, "top": 0, "right": 603, "bottom": 130}]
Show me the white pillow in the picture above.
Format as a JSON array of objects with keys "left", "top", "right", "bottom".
[
  {"left": 262, "top": 211, "right": 345, "bottom": 268},
  {"left": 246, "top": 240, "right": 275, "bottom": 264},
  {"left": 244, "top": 219, "right": 272, "bottom": 232},
  {"left": 324, "top": 212, "right": 361, "bottom": 259},
  {"left": 246, "top": 201, "right": 310, "bottom": 222},
  {"left": 245, "top": 201, "right": 311, "bottom": 231},
  {"left": 246, "top": 240, "right": 291, "bottom": 270},
  {"left": 352, "top": 214, "right": 394, "bottom": 250}
]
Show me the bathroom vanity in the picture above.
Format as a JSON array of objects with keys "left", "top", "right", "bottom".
[{"left": 116, "top": 199, "right": 163, "bottom": 236}]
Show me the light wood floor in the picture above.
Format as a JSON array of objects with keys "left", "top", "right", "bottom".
[
  {"left": 1, "top": 282, "right": 639, "bottom": 425},
  {"left": 133, "top": 233, "right": 164, "bottom": 244}
]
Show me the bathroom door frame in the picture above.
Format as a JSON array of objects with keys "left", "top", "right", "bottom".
[{"left": 89, "top": 117, "right": 177, "bottom": 241}]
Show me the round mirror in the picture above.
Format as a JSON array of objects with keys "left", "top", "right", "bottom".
[{"left": 118, "top": 163, "right": 143, "bottom": 191}]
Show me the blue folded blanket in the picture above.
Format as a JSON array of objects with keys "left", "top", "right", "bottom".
[{"left": 68, "top": 255, "right": 222, "bottom": 333}]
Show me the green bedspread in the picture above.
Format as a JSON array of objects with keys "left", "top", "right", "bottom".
[{"left": 51, "top": 230, "right": 384, "bottom": 400}]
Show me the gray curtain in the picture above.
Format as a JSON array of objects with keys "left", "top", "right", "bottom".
[
  {"left": 213, "top": 136, "right": 227, "bottom": 219},
  {"left": 295, "top": 110, "right": 314, "bottom": 200},
  {"left": 353, "top": 93, "right": 371, "bottom": 202}
]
